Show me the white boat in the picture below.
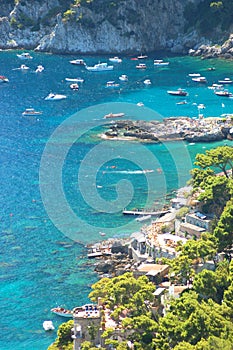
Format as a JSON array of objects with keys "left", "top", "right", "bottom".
[
  {"left": 106, "top": 81, "right": 120, "bottom": 88},
  {"left": 137, "top": 102, "right": 144, "bottom": 107},
  {"left": 17, "top": 52, "right": 33, "bottom": 59},
  {"left": 188, "top": 73, "right": 201, "bottom": 77},
  {"left": 167, "top": 88, "right": 188, "bottom": 96},
  {"left": 69, "top": 59, "right": 85, "bottom": 65},
  {"left": 35, "top": 65, "right": 44, "bottom": 73},
  {"left": 136, "top": 63, "right": 147, "bottom": 69},
  {"left": 70, "top": 83, "right": 79, "bottom": 90},
  {"left": 215, "top": 90, "right": 233, "bottom": 97},
  {"left": 65, "top": 77, "right": 84, "bottom": 83},
  {"left": 51, "top": 307, "right": 73, "bottom": 318},
  {"left": 43, "top": 320, "right": 55, "bottom": 331},
  {"left": 119, "top": 74, "right": 128, "bottom": 82},
  {"left": 103, "top": 112, "right": 125, "bottom": 119},
  {"left": 20, "top": 64, "right": 30, "bottom": 70},
  {"left": 137, "top": 54, "right": 148, "bottom": 59},
  {"left": 109, "top": 56, "right": 122, "bottom": 63},
  {"left": 218, "top": 78, "right": 233, "bottom": 84},
  {"left": 192, "top": 76, "right": 207, "bottom": 83},
  {"left": 22, "top": 108, "right": 42, "bottom": 116},
  {"left": 0, "top": 75, "right": 9, "bottom": 83},
  {"left": 144, "top": 79, "right": 151, "bottom": 85},
  {"left": 45, "top": 93, "right": 67, "bottom": 101},
  {"left": 208, "top": 83, "right": 223, "bottom": 90},
  {"left": 86, "top": 62, "right": 114, "bottom": 71},
  {"left": 154, "top": 59, "right": 169, "bottom": 66},
  {"left": 13, "top": 64, "right": 30, "bottom": 71}
]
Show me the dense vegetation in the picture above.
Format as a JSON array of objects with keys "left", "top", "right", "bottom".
[{"left": 184, "top": 0, "right": 233, "bottom": 36}]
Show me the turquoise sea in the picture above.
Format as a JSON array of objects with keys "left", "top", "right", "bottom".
[{"left": 1, "top": 50, "right": 233, "bottom": 349}]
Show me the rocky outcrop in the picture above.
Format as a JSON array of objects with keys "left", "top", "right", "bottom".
[
  {"left": 0, "top": 0, "right": 207, "bottom": 54},
  {"left": 189, "top": 34, "right": 233, "bottom": 59},
  {"left": 102, "top": 117, "right": 233, "bottom": 143}
]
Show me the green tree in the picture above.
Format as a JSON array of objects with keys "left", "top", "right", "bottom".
[
  {"left": 48, "top": 320, "right": 74, "bottom": 350},
  {"left": 214, "top": 199, "right": 233, "bottom": 251},
  {"left": 122, "top": 314, "right": 158, "bottom": 346},
  {"left": 89, "top": 272, "right": 155, "bottom": 318},
  {"left": 195, "top": 146, "right": 233, "bottom": 178}
]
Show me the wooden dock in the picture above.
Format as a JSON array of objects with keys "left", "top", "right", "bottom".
[{"left": 122, "top": 209, "right": 170, "bottom": 216}]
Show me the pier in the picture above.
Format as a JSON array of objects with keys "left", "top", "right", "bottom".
[{"left": 122, "top": 209, "right": 170, "bottom": 216}]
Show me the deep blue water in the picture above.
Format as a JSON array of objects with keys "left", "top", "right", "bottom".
[{"left": 0, "top": 50, "right": 233, "bottom": 349}]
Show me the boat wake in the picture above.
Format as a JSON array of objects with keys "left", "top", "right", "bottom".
[{"left": 104, "top": 169, "right": 154, "bottom": 174}]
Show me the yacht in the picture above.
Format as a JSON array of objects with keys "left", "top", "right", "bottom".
[
  {"left": 86, "top": 62, "right": 114, "bottom": 71},
  {"left": 17, "top": 52, "right": 33, "bottom": 59},
  {"left": 109, "top": 56, "right": 122, "bottom": 63},
  {"left": 22, "top": 108, "right": 42, "bottom": 116},
  {"left": 167, "top": 88, "right": 188, "bottom": 96},
  {"left": 45, "top": 93, "right": 67, "bottom": 101},
  {"left": 119, "top": 74, "right": 128, "bottom": 82},
  {"left": 154, "top": 59, "right": 169, "bottom": 66},
  {"left": 69, "top": 59, "right": 85, "bottom": 65}
]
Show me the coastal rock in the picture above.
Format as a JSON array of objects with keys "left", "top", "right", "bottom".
[
  {"left": 102, "top": 117, "right": 233, "bottom": 143},
  {"left": 94, "top": 260, "right": 114, "bottom": 274}
]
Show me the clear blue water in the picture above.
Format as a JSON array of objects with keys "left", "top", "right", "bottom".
[{"left": 1, "top": 50, "right": 233, "bottom": 349}]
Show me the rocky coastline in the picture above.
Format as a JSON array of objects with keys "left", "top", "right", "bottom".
[
  {"left": 101, "top": 116, "right": 233, "bottom": 143},
  {"left": 189, "top": 34, "right": 233, "bottom": 60}
]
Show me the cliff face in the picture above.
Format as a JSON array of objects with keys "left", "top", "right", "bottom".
[{"left": 0, "top": 0, "right": 229, "bottom": 55}]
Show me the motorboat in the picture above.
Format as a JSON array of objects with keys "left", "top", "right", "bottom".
[
  {"left": 192, "top": 76, "right": 207, "bottom": 83},
  {"left": 109, "top": 56, "right": 122, "bottom": 63},
  {"left": 20, "top": 64, "right": 30, "bottom": 70},
  {"left": 43, "top": 320, "right": 55, "bottom": 331},
  {"left": 103, "top": 112, "right": 125, "bottom": 119},
  {"left": 188, "top": 73, "right": 201, "bottom": 77},
  {"left": 136, "top": 63, "right": 147, "bottom": 69},
  {"left": 45, "top": 93, "right": 67, "bottom": 100},
  {"left": 215, "top": 90, "right": 233, "bottom": 97},
  {"left": 143, "top": 79, "right": 151, "bottom": 85},
  {"left": 0, "top": 75, "right": 9, "bottom": 83},
  {"left": 12, "top": 64, "right": 30, "bottom": 71},
  {"left": 70, "top": 83, "right": 79, "bottom": 90},
  {"left": 137, "top": 102, "right": 144, "bottom": 107},
  {"left": 208, "top": 83, "right": 223, "bottom": 90},
  {"left": 86, "top": 62, "right": 114, "bottom": 71},
  {"left": 22, "top": 108, "right": 42, "bottom": 116},
  {"left": 106, "top": 81, "right": 120, "bottom": 88},
  {"left": 154, "top": 59, "right": 169, "bottom": 66},
  {"left": 167, "top": 88, "right": 188, "bottom": 96},
  {"left": 119, "top": 74, "right": 128, "bottom": 82},
  {"left": 65, "top": 77, "right": 84, "bottom": 83},
  {"left": 137, "top": 54, "right": 148, "bottom": 59},
  {"left": 35, "top": 65, "right": 44, "bottom": 73},
  {"left": 17, "top": 52, "right": 33, "bottom": 59},
  {"left": 218, "top": 78, "right": 233, "bottom": 84},
  {"left": 69, "top": 59, "right": 85, "bottom": 65},
  {"left": 51, "top": 307, "right": 73, "bottom": 318}
]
